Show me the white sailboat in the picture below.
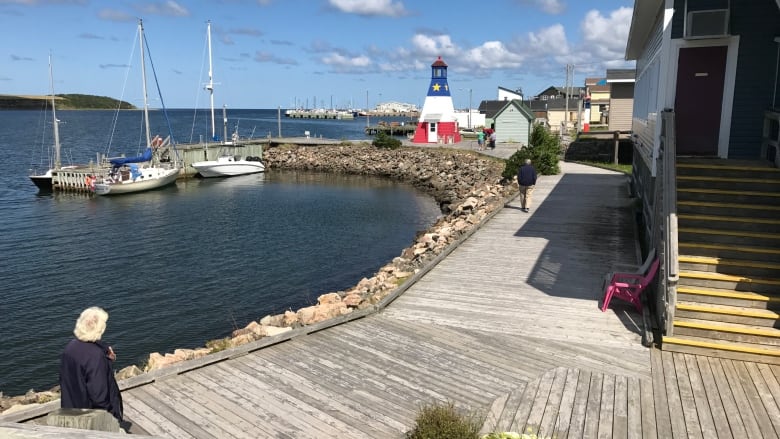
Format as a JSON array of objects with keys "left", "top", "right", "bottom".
[
  {"left": 191, "top": 20, "right": 265, "bottom": 178},
  {"left": 29, "top": 55, "right": 67, "bottom": 192},
  {"left": 93, "top": 19, "right": 180, "bottom": 196}
]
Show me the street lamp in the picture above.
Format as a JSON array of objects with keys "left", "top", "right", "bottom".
[{"left": 460, "top": 88, "right": 473, "bottom": 129}]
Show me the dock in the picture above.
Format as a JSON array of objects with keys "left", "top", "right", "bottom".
[
  {"left": 364, "top": 122, "right": 416, "bottom": 136},
  {"left": 4, "top": 160, "right": 779, "bottom": 438}
]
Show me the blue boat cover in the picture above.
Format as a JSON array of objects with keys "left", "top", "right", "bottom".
[{"left": 110, "top": 147, "right": 153, "bottom": 168}]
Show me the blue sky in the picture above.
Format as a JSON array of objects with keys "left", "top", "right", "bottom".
[{"left": 1, "top": 0, "right": 636, "bottom": 109}]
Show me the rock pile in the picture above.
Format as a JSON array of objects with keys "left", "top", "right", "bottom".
[{"left": 0, "top": 144, "right": 517, "bottom": 414}]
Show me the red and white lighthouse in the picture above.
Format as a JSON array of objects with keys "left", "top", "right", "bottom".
[{"left": 412, "top": 56, "right": 461, "bottom": 144}]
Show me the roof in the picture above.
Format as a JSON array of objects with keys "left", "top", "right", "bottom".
[
  {"left": 585, "top": 77, "right": 606, "bottom": 86},
  {"left": 498, "top": 86, "right": 523, "bottom": 95},
  {"left": 478, "top": 100, "right": 511, "bottom": 118},
  {"left": 493, "top": 99, "right": 534, "bottom": 121},
  {"left": 431, "top": 56, "right": 448, "bottom": 67},
  {"left": 625, "top": 0, "right": 664, "bottom": 60},
  {"left": 606, "top": 69, "right": 636, "bottom": 83},
  {"left": 523, "top": 98, "right": 581, "bottom": 111}
]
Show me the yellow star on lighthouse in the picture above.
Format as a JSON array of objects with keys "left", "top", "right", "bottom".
[{"left": 432, "top": 83, "right": 441, "bottom": 92}]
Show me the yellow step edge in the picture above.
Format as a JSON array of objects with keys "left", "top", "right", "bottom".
[
  {"left": 679, "top": 242, "right": 780, "bottom": 255},
  {"left": 676, "top": 303, "right": 780, "bottom": 319},
  {"left": 662, "top": 336, "right": 780, "bottom": 356},
  {"left": 673, "top": 320, "right": 780, "bottom": 338},
  {"left": 677, "top": 163, "right": 780, "bottom": 172},
  {"left": 678, "top": 200, "right": 780, "bottom": 211},
  {"left": 677, "top": 286, "right": 775, "bottom": 302},
  {"left": 679, "top": 271, "right": 780, "bottom": 285},
  {"left": 678, "top": 188, "right": 780, "bottom": 197},
  {"left": 678, "top": 255, "right": 780, "bottom": 270},
  {"left": 678, "top": 227, "right": 780, "bottom": 239},
  {"left": 678, "top": 176, "right": 780, "bottom": 184},
  {"left": 679, "top": 214, "right": 780, "bottom": 225}
]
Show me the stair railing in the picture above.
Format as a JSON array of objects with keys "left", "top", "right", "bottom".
[{"left": 651, "top": 109, "right": 679, "bottom": 336}]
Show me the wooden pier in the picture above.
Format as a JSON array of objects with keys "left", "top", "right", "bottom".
[
  {"left": 364, "top": 122, "right": 416, "bottom": 136},
  {"left": 4, "top": 161, "right": 780, "bottom": 438}
]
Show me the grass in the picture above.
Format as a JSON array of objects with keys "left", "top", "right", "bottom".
[
  {"left": 406, "top": 401, "right": 483, "bottom": 439},
  {"left": 574, "top": 160, "right": 632, "bottom": 175}
]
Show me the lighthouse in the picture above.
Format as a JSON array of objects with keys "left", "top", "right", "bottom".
[{"left": 412, "top": 56, "right": 461, "bottom": 144}]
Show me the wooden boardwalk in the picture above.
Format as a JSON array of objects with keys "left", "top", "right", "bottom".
[{"left": 3, "top": 161, "right": 779, "bottom": 438}]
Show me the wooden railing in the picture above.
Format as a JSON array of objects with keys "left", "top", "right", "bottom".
[
  {"left": 762, "top": 110, "right": 780, "bottom": 167},
  {"left": 651, "top": 109, "right": 679, "bottom": 336}
]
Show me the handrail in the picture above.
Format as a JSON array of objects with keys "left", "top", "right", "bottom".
[{"left": 654, "top": 109, "right": 679, "bottom": 336}]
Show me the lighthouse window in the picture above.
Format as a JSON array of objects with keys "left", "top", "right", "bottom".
[{"left": 433, "top": 68, "right": 445, "bottom": 78}]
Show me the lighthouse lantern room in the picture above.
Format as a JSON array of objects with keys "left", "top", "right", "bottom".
[{"left": 412, "top": 56, "right": 461, "bottom": 144}]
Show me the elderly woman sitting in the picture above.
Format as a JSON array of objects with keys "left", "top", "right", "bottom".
[{"left": 59, "top": 307, "right": 123, "bottom": 422}]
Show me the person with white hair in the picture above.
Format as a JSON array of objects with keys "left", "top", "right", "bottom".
[
  {"left": 516, "top": 158, "right": 538, "bottom": 212},
  {"left": 59, "top": 306, "right": 123, "bottom": 422}
]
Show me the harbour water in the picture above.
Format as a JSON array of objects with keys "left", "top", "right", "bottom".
[{"left": 0, "top": 108, "right": 439, "bottom": 396}]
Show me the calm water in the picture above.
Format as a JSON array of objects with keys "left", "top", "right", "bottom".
[{"left": 0, "top": 109, "right": 439, "bottom": 395}]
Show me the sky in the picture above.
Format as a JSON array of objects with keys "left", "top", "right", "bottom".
[{"left": 1, "top": 0, "right": 637, "bottom": 110}]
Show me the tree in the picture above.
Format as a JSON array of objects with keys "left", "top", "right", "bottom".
[{"left": 502, "top": 123, "right": 561, "bottom": 180}]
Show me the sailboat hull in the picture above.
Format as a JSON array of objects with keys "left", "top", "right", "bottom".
[
  {"left": 93, "top": 167, "right": 179, "bottom": 196},
  {"left": 29, "top": 170, "right": 54, "bottom": 192}
]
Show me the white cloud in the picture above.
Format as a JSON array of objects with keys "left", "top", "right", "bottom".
[
  {"left": 138, "top": 1, "right": 190, "bottom": 17},
  {"left": 322, "top": 53, "right": 372, "bottom": 72},
  {"left": 580, "top": 7, "right": 633, "bottom": 61},
  {"left": 97, "top": 8, "right": 135, "bottom": 22},
  {"left": 463, "top": 41, "right": 524, "bottom": 70},
  {"left": 409, "top": 34, "right": 460, "bottom": 58},
  {"left": 516, "top": 0, "right": 565, "bottom": 14},
  {"left": 328, "top": 0, "right": 408, "bottom": 17},
  {"left": 523, "top": 24, "right": 570, "bottom": 57}
]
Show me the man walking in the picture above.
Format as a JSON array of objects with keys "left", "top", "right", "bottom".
[{"left": 517, "top": 158, "right": 537, "bottom": 212}]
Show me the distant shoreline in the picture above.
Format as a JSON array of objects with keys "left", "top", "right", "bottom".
[{"left": 0, "top": 94, "right": 135, "bottom": 110}]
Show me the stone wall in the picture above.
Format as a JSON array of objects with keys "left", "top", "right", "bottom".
[{"left": 0, "top": 143, "right": 517, "bottom": 413}]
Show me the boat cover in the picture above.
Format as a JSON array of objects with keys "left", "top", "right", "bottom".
[{"left": 110, "top": 148, "right": 153, "bottom": 167}]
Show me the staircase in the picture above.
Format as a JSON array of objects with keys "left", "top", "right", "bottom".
[{"left": 661, "top": 158, "right": 780, "bottom": 364}]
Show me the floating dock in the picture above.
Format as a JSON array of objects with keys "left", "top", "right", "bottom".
[
  {"left": 364, "top": 122, "right": 416, "bottom": 136},
  {"left": 285, "top": 110, "right": 355, "bottom": 119}
]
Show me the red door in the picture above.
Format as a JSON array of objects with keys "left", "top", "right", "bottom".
[{"left": 674, "top": 46, "right": 727, "bottom": 155}]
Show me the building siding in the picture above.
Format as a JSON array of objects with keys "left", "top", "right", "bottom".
[
  {"left": 609, "top": 84, "right": 635, "bottom": 131},
  {"left": 495, "top": 102, "right": 532, "bottom": 145}
]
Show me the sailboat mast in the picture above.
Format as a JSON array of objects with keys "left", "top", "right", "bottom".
[
  {"left": 139, "top": 19, "right": 152, "bottom": 148},
  {"left": 48, "top": 54, "right": 61, "bottom": 169},
  {"left": 206, "top": 20, "right": 216, "bottom": 141}
]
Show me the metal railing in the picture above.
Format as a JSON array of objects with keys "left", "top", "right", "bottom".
[{"left": 651, "top": 109, "right": 679, "bottom": 336}]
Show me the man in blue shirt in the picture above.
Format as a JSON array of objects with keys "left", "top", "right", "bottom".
[{"left": 516, "top": 159, "right": 537, "bottom": 212}]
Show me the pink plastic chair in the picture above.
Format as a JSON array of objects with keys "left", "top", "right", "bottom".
[{"left": 601, "top": 249, "right": 659, "bottom": 313}]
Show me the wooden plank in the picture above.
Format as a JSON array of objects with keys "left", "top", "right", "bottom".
[
  {"left": 582, "top": 372, "right": 603, "bottom": 439},
  {"left": 597, "top": 373, "right": 615, "bottom": 439},
  {"left": 757, "top": 363, "right": 780, "bottom": 436},
  {"left": 139, "top": 382, "right": 248, "bottom": 439},
  {"left": 746, "top": 362, "right": 780, "bottom": 438},
  {"left": 613, "top": 375, "right": 629, "bottom": 439},
  {"left": 567, "top": 369, "right": 592, "bottom": 439},
  {"left": 553, "top": 368, "right": 580, "bottom": 437},
  {"left": 682, "top": 354, "right": 715, "bottom": 438},
  {"left": 707, "top": 358, "right": 748, "bottom": 438},
  {"left": 625, "top": 377, "right": 642, "bottom": 439},
  {"left": 719, "top": 359, "right": 764, "bottom": 439},
  {"left": 661, "top": 351, "right": 687, "bottom": 439},
  {"left": 510, "top": 373, "right": 544, "bottom": 434},
  {"left": 639, "top": 377, "right": 656, "bottom": 439},
  {"left": 235, "top": 353, "right": 398, "bottom": 438},
  {"left": 122, "top": 388, "right": 200, "bottom": 439},
  {"left": 650, "top": 348, "right": 671, "bottom": 439},
  {"left": 525, "top": 367, "right": 558, "bottom": 436},
  {"left": 494, "top": 383, "right": 530, "bottom": 433},
  {"left": 693, "top": 356, "right": 731, "bottom": 438},
  {"left": 672, "top": 353, "right": 702, "bottom": 439},
  {"left": 479, "top": 392, "right": 511, "bottom": 436},
  {"left": 732, "top": 360, "right": 779, "bottom": 439}
]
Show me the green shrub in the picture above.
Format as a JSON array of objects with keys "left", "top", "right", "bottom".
[
  {"left": 406, "top": 401, "right": 483, "bottom": 439},
  {"left": 502, "top": 123, "right": 561, "bottom": 180},
  {"left": 372, "top": 131, "right": 402, "bottom": 149}
]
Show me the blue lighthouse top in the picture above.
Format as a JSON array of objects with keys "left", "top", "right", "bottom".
[{"left": 426, "top": 56, "right": 450, "bottom": 97}]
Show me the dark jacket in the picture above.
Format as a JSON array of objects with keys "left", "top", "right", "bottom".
[
  {"left": 517, "top": 163, "right": 537, "bottom": 186},
  {"left": 59, "top": 339, "right": 123, "bottom": 421}
]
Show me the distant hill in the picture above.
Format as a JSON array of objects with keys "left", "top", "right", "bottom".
[{"left": 0, "top": 94, "right": 135, "bottom": 110}]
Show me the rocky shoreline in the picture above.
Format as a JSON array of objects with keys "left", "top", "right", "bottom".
[{"left": 0, "top": 143, "right": 518, "bottom": 415}]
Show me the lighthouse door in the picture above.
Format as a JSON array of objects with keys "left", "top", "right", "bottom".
[{"left": 427, "top": 122, "right": 438, "bottom": 143}]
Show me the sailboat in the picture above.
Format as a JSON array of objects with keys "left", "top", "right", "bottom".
[
  {"left": 191, "top": 20, "right": 265, "bottom": 178},
  {"left": 29, "top": 55, "right": 68, "bottom": 192},
  {"left": 93, "top": 19, "right": 180, "bottom": 196}
]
